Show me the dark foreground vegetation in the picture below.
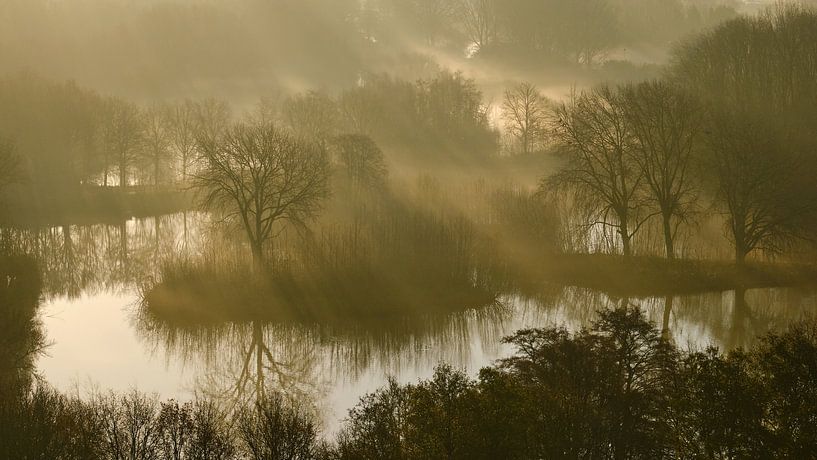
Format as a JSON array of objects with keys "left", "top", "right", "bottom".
[{"left": 3, "top": 306, "right": 817, "bottom": 459}]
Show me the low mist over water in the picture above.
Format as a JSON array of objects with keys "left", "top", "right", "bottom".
[{"left": 3, "top": 1, "right": 817, "bottom": 458}]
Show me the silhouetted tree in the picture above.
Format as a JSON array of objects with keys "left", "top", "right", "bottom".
[
  {"left": 676, "top": 347, "right": 772, "bottom": 458},
  {"left": 194, "top": 122, "right": 330, "bottom": 267},
  {"left": 623, "top": 81, "right": 702, "bottom": 259},
  {"left": 390, "top": 0, "right": 461, "bottom": 46},
  {"left": 0, "top": 255, "right": 43, "bottom": 403},
  {"left": 673, "top": 4, "right": 817, "bottom": 254},
  {"left": 673, "top": 4, "right": 817, "bottom": 118},
  {"left": 457, "top": 0, "right": 499, "bottom": 52},
  {"left": 156, "top": 400, "right": 194, "bottom": 459},
  {"left": 703, "top": 111, "right": 815, "bottom": 265},
  {"left": 495, "top": 0, "right": 617, "bottom": 65},
  {"left": 194, "top": 98, "right": 231, "bottom": 146},
  {"left": 93, "top": 390, "right": 162, "bottom": 459},
  {"left": 0, "top": 75, "right": 106, "bottom": 192},
  {"left": 593, "top": 305, "right": 677, "bottom": 459},
  {"left": 142, "top": 103, "right": 172, "bottom": 187},
  {"left": 168, "top": 100, "right": 199, "bottom": 183},
  {"left": 282, "top": 91, "right": 339, "bottom": 149},
  {"left": 420, "top": 71, "right": 497, "bottom": 158},
  {"left": 548, "top": 86, "right": 647, "bottom": 256},
  {"left": 335, "top": 378, "right": 410, "bottom": 459},
  {"left": 338, "top": 86, "right": 381, "bottom": 137},
  {"left": 557, "top": 0, "right": 618, "bottom": 65},
  {"left": 100, "top": 98, "right": 143, "bottom": 187},
  {"left": 754, "top": 322, "right": 817, "bottom": 457},
  {"left": 501, "top": 82, "right": 549, "bottom": 155},
  {"left": 239, "top": 394, "right": 317, "bottom": 460},
  {"left": 331, "top": 134, "right": 388, "bottom": 190}
]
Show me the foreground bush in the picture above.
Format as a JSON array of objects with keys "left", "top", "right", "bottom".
[
  {"left": 3, "top": 306, "right": 817, "bottom": 459},
  {"left": 335, "top": 307, "right": 817, "bottom": 459}
]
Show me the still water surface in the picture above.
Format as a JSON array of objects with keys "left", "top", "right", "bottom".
[{"left": 14, "top": 214, "right": 816, "bottom": 433}]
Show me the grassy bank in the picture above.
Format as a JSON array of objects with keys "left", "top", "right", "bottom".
[
  {"left": 141, "top": 258, "right": 499, "bottom": 327},
  {"left": 0, "top": 185, "right": 195, "bottom": 226},
  {"left": 524, "top": 253, "right": 817, "bottom": 296}
]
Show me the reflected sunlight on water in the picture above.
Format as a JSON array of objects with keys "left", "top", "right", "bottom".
[{"left": 16, "top": 213, "right": 817, "bottom": 433}]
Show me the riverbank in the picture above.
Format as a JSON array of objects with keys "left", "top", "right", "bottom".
[
  {"left": 141, "top": 258, "right": 499, "bottom": 326},
  {"left": 0, "top": 186, "right": 196, "bottom": 226},
  {"left": 142, "top": 250, "right": 817, "bottom": 325},
  {"left": 526, "top": 253, "right": 817, "bottom": 296}
]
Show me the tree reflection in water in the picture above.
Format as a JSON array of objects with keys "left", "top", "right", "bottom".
[
  {"left": 0, "top": 252, "right": 46, "bottom": 405},
  {"left": 134, "top": 298, "right": 543, "bottom": 426},
  {"left": 1, "top": 213, "right": 816, "bottom": 432}
]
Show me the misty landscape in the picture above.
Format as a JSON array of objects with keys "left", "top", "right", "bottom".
[{"left": 3, "top": 0, "right": 817, "bottom": 458}]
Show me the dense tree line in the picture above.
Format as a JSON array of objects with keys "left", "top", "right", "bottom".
[
  {"left": 0, "top": 70, "right": 495, "bottom": 213},
  {"left": 0, "top": 74, "right": 232, "bottom": 195},
  {"left": 283, "top": 72, "right": 497, "bottom": 161},
  {"left": 543, "top": 5, "right": 817, "bottom": 265},
  {"left": 3, "top": 306, "right": 817, "bottom": 459},
  {"left": 2, "top": 4, "right": 816, "bottom": 267}
]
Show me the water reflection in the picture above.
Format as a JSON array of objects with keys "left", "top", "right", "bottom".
[
  {"left": 0, "top": 213, "right": 205, "bottom": 299},
  {"left": 134, "top": 282, "right": 817, "bottom": 431},
  {"left": 135, "top": 295, "right": 556, "bottom": 430},
  {"left": 2, "top": 212, "right": 813, "bottom": 432},
  {"left": 0, "top": 254, "right": 45, "bottom": 404}
]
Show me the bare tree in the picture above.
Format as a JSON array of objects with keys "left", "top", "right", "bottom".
[
  {"left": 396, "top": 0, "right": 459, "bottom": 45},
  {"left": 194, "top": 122, "right": 330, "bottom": 268},
  {"left": 142, "top": 103, "right": 172, "bottom": 187},
  {"left": 100, "top": 98, "right": 143, "bottom": 188},
  {"left": 168, "top": 100, "right": 198, "bottom": 183},
  {"left": 502, "top": 82, "right": 549, "bottom": 155},
  {"left": 339, "top": 88, "right": 380, "bottom": 136},
  {"left": 623, "top": 81, "right": 701, "bottom": 259},
  {"left": 282, "top": 91, "right": 339, "bottom": 149},
  {"left": 457, "top": 0, "right": 498, "bottom": 52},
  {"left": 561, "top": 0, "right": 617, "bottom": 66},
  {"left": 194, "top": 98, "right": 231, "bottom": 146},
  {"left": 704, "top": 111, "right": 816, "bottom": 266},
  {"left": 331, "top": 134, "right": 388, "bottom": 190},
  {"left": 247, "top": 95, "right": 283, "bottom": 127},
  {"left": 547, "top": 86, "right": 648, "bottom": 257}
]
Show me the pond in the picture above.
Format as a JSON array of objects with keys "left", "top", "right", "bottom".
[{"left": 4, "top": 213, "right": 815, "bottom": 434}]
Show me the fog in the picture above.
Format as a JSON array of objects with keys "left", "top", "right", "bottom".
[
  {"left": 3, "top": 1, "right": 817, "bottom": 458},
  {"left": 0, "top": 0, "right": 742, "bottom": 103}
]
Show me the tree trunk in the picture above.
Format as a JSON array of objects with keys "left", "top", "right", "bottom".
[
  {"left": 254, "top": 322, "right": 264, "bottom": 404},
  {"left": 662, "top": 213, "right": 675, "bottom": 260},
  {"left": 251, "top": 241, "right": 265, "bottom": 273},
  {"left": 119, "top": 221, "right": 128, "bottom": 270},
  {"left": 662, "top": 296, "right": 673, "bottom": 340},
  {"left": 729, "top": 288, "right": 748, "bottom": 349},
  {"left": 181, "top": 154, "right": 187, "bottom": 184},
  {"left": 732, "top": 214, "right": 747, "bottom": 267},
  {"left": 119, "top": 158, "right": 127, "bottom": 188},
  {"left": 734, "top": 230, "right": 747, "bottom": 267},
  {"left": 735, "top": 245, "right": 747, "bottom": 267},
  {"left": 619, "top": 217, "right": 632, "bottom": 257}
]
